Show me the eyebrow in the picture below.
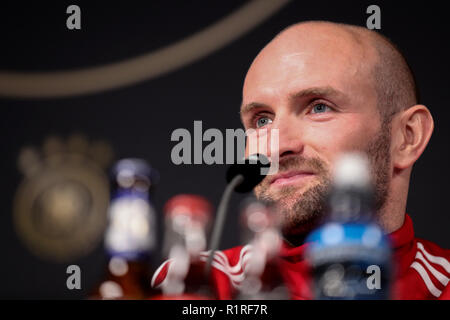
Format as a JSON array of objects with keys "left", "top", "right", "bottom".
[{"left": 240, "top": 86, "right": 347, "bottom": 117}]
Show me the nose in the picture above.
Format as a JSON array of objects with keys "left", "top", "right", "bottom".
[{"left": 268, "top": 114, "right": 304, "bottom": 161}]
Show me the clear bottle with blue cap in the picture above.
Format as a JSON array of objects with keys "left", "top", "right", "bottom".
[{"left": 305, "top": 153, "right": 393, "bottom": 299}]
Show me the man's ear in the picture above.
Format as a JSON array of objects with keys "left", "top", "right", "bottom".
[{"left": 392, "top": 104, "right": 434, "bottom": 170}]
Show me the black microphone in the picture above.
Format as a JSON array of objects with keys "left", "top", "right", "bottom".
[
  {"left": 205, "top": 154, "right": 270, "bottom": 274},
  {"left": 225, "top": 154, "right": 270, "bottom": 192}
]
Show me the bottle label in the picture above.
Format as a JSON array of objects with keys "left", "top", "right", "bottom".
[
  {"left": 105, "top": 194, "right": 156, "bottom": 259},
  {"left": 305, "top": 222, "right": 392, "bottom": 299}
]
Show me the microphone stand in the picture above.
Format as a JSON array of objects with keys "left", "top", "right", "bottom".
[{"left": 205, "top": 174, "right": 244, "bottom": 276}]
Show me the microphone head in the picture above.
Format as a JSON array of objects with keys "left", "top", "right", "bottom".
[{"left": 226, "top": 154, "right": 270, "bottom": 193}]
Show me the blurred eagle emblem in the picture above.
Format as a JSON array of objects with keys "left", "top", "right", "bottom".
[{"left": 13, "top": 135, "right": 113, "bottom": 262}]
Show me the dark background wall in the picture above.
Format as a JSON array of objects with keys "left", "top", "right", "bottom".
[{"left": 0, "top": 0, "right": 448, "bottom": 298}]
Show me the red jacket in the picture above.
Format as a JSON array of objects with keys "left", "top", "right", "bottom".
[{"left": 152, "top": 214, "right": 450, "bottom": 300}]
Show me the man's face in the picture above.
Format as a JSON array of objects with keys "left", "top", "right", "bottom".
[{"left": 240, "top": 28, "right": 392, "bottom": 238}]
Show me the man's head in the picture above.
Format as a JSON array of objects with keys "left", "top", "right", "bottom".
[{"left": 240, "top": 21, "right": 434, "bottom": 242}]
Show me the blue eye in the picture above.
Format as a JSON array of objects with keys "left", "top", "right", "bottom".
[
  {"left": 256, "top": 117, "right": 272, "bottom": 128},
  {"left": 311, "top": 103, "right": 331, "bottom": 114}
]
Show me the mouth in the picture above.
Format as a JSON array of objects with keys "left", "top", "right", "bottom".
[{"left": 269, "top": 170, "right": 315, "bottom": 187}]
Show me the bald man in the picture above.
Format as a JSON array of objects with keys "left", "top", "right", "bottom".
[{"left": 152, "top": 21, "right": 450, "bottom": 299}]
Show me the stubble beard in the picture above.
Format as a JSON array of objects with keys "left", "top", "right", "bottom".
[{"left": 253, "top": 121, "right": 392, "bottom": 244}]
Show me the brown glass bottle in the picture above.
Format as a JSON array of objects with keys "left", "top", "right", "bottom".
[
  {"left": 90, "top": 159, "right": 158, "bottom": 300},
  {"left": 92, "top": 258, "right": 154, "bottom": 299}
]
